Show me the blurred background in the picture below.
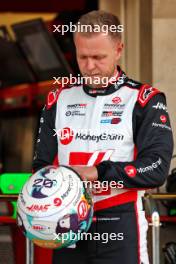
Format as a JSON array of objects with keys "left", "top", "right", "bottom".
[{"left": 0, "top": 0, "right": 175, "bottom": 263}]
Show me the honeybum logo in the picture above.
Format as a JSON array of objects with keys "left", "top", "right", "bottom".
[{"left": 53, "top": 127, "right": 124, "bottom": 145}]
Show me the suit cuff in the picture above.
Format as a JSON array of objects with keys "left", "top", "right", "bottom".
[{"left": 96, "top": 162, "right": 108, "bottom": 182}]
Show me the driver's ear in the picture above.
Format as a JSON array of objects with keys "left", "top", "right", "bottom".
[{"left": 116, "top": 41, "right": 124, "bottom": 61}]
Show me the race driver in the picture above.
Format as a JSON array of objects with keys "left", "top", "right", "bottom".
[{"left": 32, "top": 10, "right": 174, "bottom": 264}]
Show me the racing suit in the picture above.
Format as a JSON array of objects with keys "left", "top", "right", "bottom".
[{"left": 32, "top": 66, "right": 174, "bottom": 264}]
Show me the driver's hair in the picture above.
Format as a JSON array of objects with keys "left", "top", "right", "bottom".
[{"left": 73, "top": 10, "right": 122, "bottom": 41}]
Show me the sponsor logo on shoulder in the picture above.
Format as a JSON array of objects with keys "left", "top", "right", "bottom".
[{"left": 152, "top": 102, "right": 168, "bottom": 112}]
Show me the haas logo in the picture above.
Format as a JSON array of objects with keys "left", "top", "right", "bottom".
[
  {"left": 78, "top": 200, "right": 88, "bottom": 220},
  {"left": 112, "top": 97, "right": 121, "bottom": 104},
  {"left": 160, "top": 115, "right": 167, "bottom": 123},
  {"left": 60, "top": 127, "right": 74, "bottom": 145},
  {"left": 124, "top": 165, "right": 137, "bottom": 178}
]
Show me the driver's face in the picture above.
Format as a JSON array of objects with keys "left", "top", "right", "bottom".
[{"left": 74, "top": 32, "right": 123, "bottom": 88}]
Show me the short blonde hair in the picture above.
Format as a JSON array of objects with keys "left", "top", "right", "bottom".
[{"left": 74, "top": 10, "right": 122, "bottom": 40}]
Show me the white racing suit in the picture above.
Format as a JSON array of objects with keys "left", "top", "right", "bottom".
[{"left": 33, "top": 66, "right": 174, "bottom": 264}]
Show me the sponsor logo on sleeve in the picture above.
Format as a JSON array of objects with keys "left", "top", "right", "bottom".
[
  {"left": 152, "top": 112, "right": 172, "bottom": 131},
  {"left": 152, "top": 115, "right": 171, "bottom": 131},
  {"left": 137, "top": 158, "right": 162, "bottom": 173},
  {"left": 160, "top": 115, "right": 167, "bottom": 123},
  {"left": 125, "top": 158, "right": 162, "bottom": 177},
  {"left": 152, "top": 122, "right": 171, "bottom": 130},
  {"left": 124, "top": 165, "right": 137, "bottom": 178}
]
